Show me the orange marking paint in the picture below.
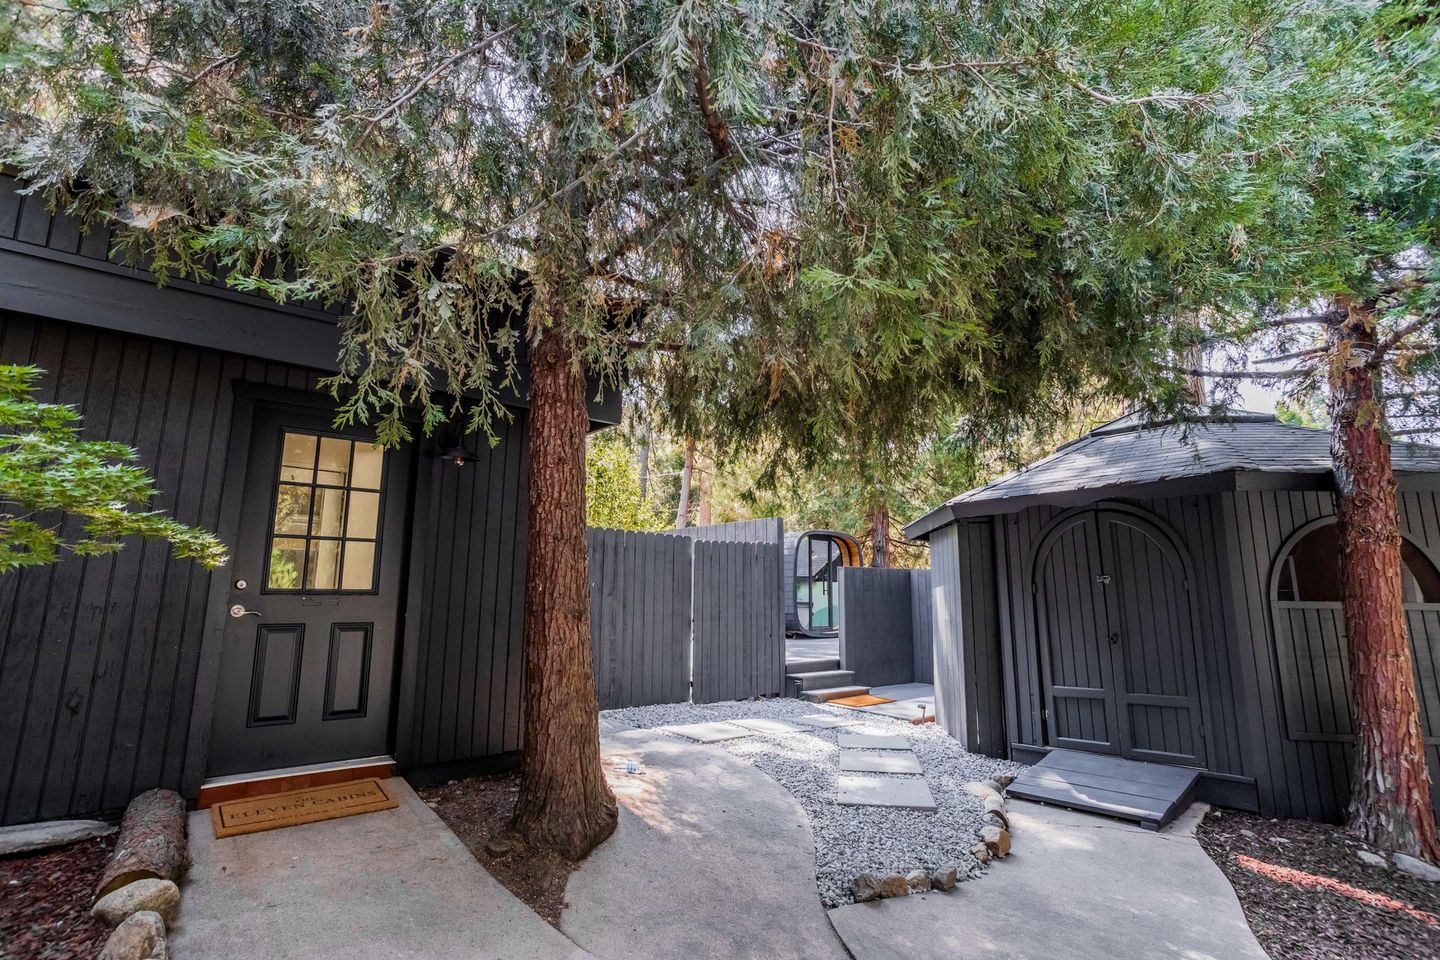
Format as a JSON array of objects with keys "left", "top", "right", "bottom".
[{"left": 1234, "top": 853, "right": 1438, "bottom": 927}]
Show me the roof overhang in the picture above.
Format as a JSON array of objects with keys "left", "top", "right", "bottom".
[{"left": 904, "top": 468, "right": 1440, "bottom": 541}]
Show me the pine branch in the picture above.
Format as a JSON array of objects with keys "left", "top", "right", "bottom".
[
  {"left": 1176, "top": 366, "right": 1314, "bottom": 380},
  {"left": 1369, "top": 313, "right": 1438, "bottom": 367},
  {"left": 358, "top": 25, "right": 518, "bottom": 142}
]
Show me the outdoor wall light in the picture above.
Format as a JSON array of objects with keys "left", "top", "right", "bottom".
[{"left": 437, "top": 436, "right": 480, "bottom": 467}]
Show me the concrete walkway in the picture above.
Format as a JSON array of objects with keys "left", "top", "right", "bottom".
[
  {"left": 561, "top": 729, "right": 850, "bottom": 960},
  {"left": 829, "top": 800, "right": 1267, "bottom": 960},
  {"left": 172, "top": 778, "right": 593, "bottom": 960}
]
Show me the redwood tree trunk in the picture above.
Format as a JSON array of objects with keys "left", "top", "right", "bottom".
[
  {"left": 510, "top": 323, "right": 617, "bottom": 860},
  {"left": 1328, "top": 305, "right": 1440, "bottom": 862},
  {"left": 870, "top": 502, "right": 891, "bottom": 568}
]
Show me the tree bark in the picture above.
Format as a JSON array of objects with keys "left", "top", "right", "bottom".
[
  {"left": 870, "top": 501, "right": 891, "bottom": 568},
  {"left": 696, "top": 445, "right": 712, "bottom": 526},
  {"left": 637, "top": 421, "right": 651, "bottom": 505},
  {"left": 674, "top": 435, "right": 695, "bottom": 528},
  {"left": 510, "top": 320, "right": 617, "bottom": 860},
  {"left": 1328, "top": 302, "right": 1440, "bottom": 862},
  {"left": 95, "top": 789, "right": 189, "bottom": 899}
]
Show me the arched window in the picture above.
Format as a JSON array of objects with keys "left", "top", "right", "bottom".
[{"left": 1275, "top": 522, "right": 1440, "bottom": 604}]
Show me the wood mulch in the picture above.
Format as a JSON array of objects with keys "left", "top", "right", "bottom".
[
  {"left": 0, "top": 834, "right": 115, "bottom": 960},
  {"left": 1197, "top": 808, "right": 1440, "bottom": 959},
  {"left": 417, "top": 771, "right": 579, "bottom": 926}
]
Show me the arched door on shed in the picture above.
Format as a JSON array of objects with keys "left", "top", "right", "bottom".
[
  {"left": 1033, "top": 508, "right": 1207, "bottom": 767},
  {"left": 1271, "top": 521, "right": 1440, "bottom": 820}
]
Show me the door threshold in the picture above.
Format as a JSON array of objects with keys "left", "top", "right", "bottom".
[{"left": 198, "top": 756, "right": 395, "bottom": 808}]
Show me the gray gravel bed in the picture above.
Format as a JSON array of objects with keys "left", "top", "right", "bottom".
[{"left": 601, "top": 697, "right": 1026, "bottom": 907}]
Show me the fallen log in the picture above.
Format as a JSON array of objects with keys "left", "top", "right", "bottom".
[{"left": 95, "top": 789, "right": 190, "bottom": 900}]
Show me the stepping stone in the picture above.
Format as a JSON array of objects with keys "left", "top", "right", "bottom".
[
  {"left": 836, "top": 775, "right": 937, "bottom": 811},
  {"left": 730, "top": 717, "right": 806, "bottom": 736},
  {"left": 662, "top": 721, "right": 753, "bottom": 743},
  {"left": 791, "top": 713, "right": 862, "bottom": 729},
  {"left": 837, "top": 733, "right": 911, "bottom": 751},
  {"left": 838, "top": 750, "right": 923, "bottom": 774}
]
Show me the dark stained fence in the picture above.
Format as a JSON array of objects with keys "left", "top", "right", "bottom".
[
  {"left": 587, "top": 527, "right": 783, "bottom": 708},
  {"left": 692, "top": 539, "right": 785, "bottom": 702},
  {"left": 839, "top": 568, "right": 921, "bottom": 688},
  {"left": 586, "top": 529, "right": 693, "bottom": 709},
  {"left": 911, "top": 569, "right": 935, "bottom": 684}
]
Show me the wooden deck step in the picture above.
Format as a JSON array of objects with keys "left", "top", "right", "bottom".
[{"left": 1007, "top": 749, "right": 1200, "bottom": 830}]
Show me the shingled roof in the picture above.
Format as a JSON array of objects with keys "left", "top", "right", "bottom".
[{"left": 905, "top": 411, "right": 1440, "bottom": 539}]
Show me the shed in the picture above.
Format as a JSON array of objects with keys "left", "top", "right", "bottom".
[
  {"left": 906, "top": 410, "right": 1440, "bottom": 822},
  {"left": 784, "top": 530, "right": 863, "bottom": 637}
]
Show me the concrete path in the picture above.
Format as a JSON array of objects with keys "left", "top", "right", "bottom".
[
  {"left": 561, "top": 729, "right": 850, "bottom": 960},
  {"left": 172, "top": 778, "right": 593, "bottom": 960},
  {"left": 829, "top": 800, "right": 1266, "bottom": 960},
  {"left": 855, "top": 682, "right": 936, "bottom": 721}
]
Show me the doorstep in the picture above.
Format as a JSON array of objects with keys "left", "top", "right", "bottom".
[{"left": 196, "top": 756, "right": 395, "bottom": 808}]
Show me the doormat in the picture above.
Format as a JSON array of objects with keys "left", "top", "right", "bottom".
[
  {"left": 829, "top": 694, "right": 896, "bottom": 708},
  {"left": 210, "top": 777, "right": 399, "bottom": 838}
]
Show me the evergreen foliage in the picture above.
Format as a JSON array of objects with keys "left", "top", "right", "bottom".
[
  {"left": 0, "top": 365, "right": 228, "bottom": 571},
  {"left": 586, "top": 430, "right": 667, "bottom": 531}
]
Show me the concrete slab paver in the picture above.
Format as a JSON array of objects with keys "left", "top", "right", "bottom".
[
  {"left": 838, "top": 750, "right": 924, "bottom": 775},
  {"left": 836, "top": 775, "right": 937, "bottom": 811},
  {"left": 662, "top": 720, "right": 753, "bottom": 743},
  {"left": 792, "top": 713, "right": 862, "bottom": 729},
  {"left": 730, "top": 717, "right": 808, "bottom": 736},
  {"left": 837, "top": 733, "right": 911, "bottom": 751}
]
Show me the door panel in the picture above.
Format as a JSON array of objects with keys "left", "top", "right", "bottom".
[
  {"left": 1032, "top": 508, "right": 1207, "bottom": 767},
  {"left": 1099, "top": 513, "right": 1207, "bottom": 766},
  {"left": 1035, "top": 513, "right": 1120, "bottom": 753},
  {"left": 209, "top": 405, "right": 411, "bottom": 777}
]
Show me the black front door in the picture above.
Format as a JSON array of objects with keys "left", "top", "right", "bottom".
[
  {"left": 209, "top": 405, "right": 412, "bottom": 777},
  {"left": 1034, "top": 509, "right": 1206, "bottom": 767}
]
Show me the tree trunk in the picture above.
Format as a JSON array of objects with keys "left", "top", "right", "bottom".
[
  {"left": 510, "top": 321, "right": 617, "bottom": 860},
  {"left": 637, "top": 422, "right": 651, "bottom": 505},
  {"left": 1328, "top": 303, "right": 1440, "bottom": 862},
  {"left": 674, "top": 435, "right": 695, "bottom": 528},
  {"left": 95, "top": 789, "right": 189, "bottom": 899},
  {"left": 870, "top": 502, "right": 891, "bottom": 568},
  {"left": 696, "top": 445, "right": 712, "bottom": 526}
]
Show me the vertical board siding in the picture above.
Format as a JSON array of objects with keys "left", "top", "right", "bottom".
[
  {"left": 838, "top": 568, "right": 918, "bottom": 688},
  {"left": 0, "top": 312, "right": 323, "bottom": 825},
  {"left": 925, "top": 521, "right": 1006, "bottom": 754},
  {"left": 910, "top": 570, "right": 934, "bottom": 684},
  {"left": 585, "top": 528, "right": 692, "bottom": 709},
  {"left": 398, "top": 415, "right": 530, "bottom": 768},
  {"left": 692, "top": 539, "right": 784, "bottom": 702}
]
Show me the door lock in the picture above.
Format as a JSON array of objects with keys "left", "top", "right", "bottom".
[
  {"left": 229, "top": 604, "right": 261, "bottom": 619},
  {"left": 1108, "top": 632, "right": 1120, "bottom": 645},
  {"left": 1096, "top": 574, "right": 1112, "bottom": 584}
]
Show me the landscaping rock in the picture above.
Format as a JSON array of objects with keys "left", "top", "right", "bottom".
[
  {"left": 877, "top": 874, "right": 911, "bottom": 898},
  {"left": 994, "top": 774, "right": 1016, "bottom": 790},
  {"left": 97, "top": 911, "right": 167, "bottom": 960},
  {"left": 970, "top": 841, "right": 992, "bottom": 865},
  {"left": 1394, "top": 852, "right": 1440, "bottom": 883},
  {"left": 483, "top": 835, "right": 515, "bottom": 858},
  {"left": 1356, "top": 850, "right": 1389, "bottom": 869},
  {"left": 905, "top": 869, "right": 931, "bottom": 892},
  {"left": 980, "top": 824, "right": 1012, "bottom": 859},
  {"left": 0, "top": 819, "right": 115, "bottom": 856},
  {"left": 91, "top": 879, "right": 180, "bottom": 927},
  {"left": 850, "top": 873, "right": 884, "bottom": 903},
  {"left": 930, "top": 865, "right": 959, "bottom": 890},
  {"left": 963, "top": 781, "right": 1002, "bottom": 802},
  {"left": 982, "top": 795, "right": 1009, "bottom": 828}
]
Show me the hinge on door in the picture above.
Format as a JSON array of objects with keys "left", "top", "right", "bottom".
[{"left": 1043, "top": 709, "right": 1049, "bottom": 721}]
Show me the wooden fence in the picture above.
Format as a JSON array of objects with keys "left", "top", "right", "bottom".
[{"left": 586, "top": 525, "right": 784, "bottom": 709}]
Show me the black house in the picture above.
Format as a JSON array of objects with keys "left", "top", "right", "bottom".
[
  {"left": 0, "top": 174, "right": 618, "bottom": 826},
  {"left": 907, "top": 411, "right": 1440, "bottom": 822}
]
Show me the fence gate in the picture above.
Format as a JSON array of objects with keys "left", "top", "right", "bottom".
[
  {"left": 587, "top": 526, "right": 783, "bottom": 709},
  {"left": 692, "top": 539, "right": 785, "bottom": 703}
]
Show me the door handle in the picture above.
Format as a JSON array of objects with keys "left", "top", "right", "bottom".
[
  {"left": 1108, "top": 632, "right": 1120, "bottom": 645},
  {"left": 229, "top": 604, "right": 262, "bottom": 619}
]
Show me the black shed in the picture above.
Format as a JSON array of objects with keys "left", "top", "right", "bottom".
[{"left": 906, "top": 411, "right": 1440, "bottom": 822}]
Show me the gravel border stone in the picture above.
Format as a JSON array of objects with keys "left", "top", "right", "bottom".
[{"left": 601, "top": 697, "right": 1026, "bottom": 907}]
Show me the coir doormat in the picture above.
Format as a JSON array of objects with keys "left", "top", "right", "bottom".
[
  {"left": 210, "top": 777, "right": 399, "bottom": 838},
  {"left": 829, "top": 694, "right": 896, "bottom": 708}
]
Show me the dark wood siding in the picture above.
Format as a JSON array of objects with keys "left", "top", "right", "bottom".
[
  {"left": 394, "top": 415, "right": 530, "bottom": 768},
  {"left": 0, "top": 312, "right": 534, "bottom": 824},
  {"left": 927, "top": 521, "right": 1006, "bottom": 754},
  {"left": 0, "top": 311, "right": 322, "bottom": 825}
]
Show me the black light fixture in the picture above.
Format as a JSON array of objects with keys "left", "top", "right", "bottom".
[{"left": 437, "top": 434, "right": 480, "bottom": 467}]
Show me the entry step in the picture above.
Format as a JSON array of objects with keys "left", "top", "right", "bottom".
[
  {"left": 197, "top": 756, "right": 395, "bottom": 808},
  {"left": 800, "top": 685, "right": 871, "bottom": 703},
  {"left": 1007, "top": 749, "right": 1200, "bottom": 830},
  {"left": 787, "top": 669, "right": 857, "bottom": 692}
]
